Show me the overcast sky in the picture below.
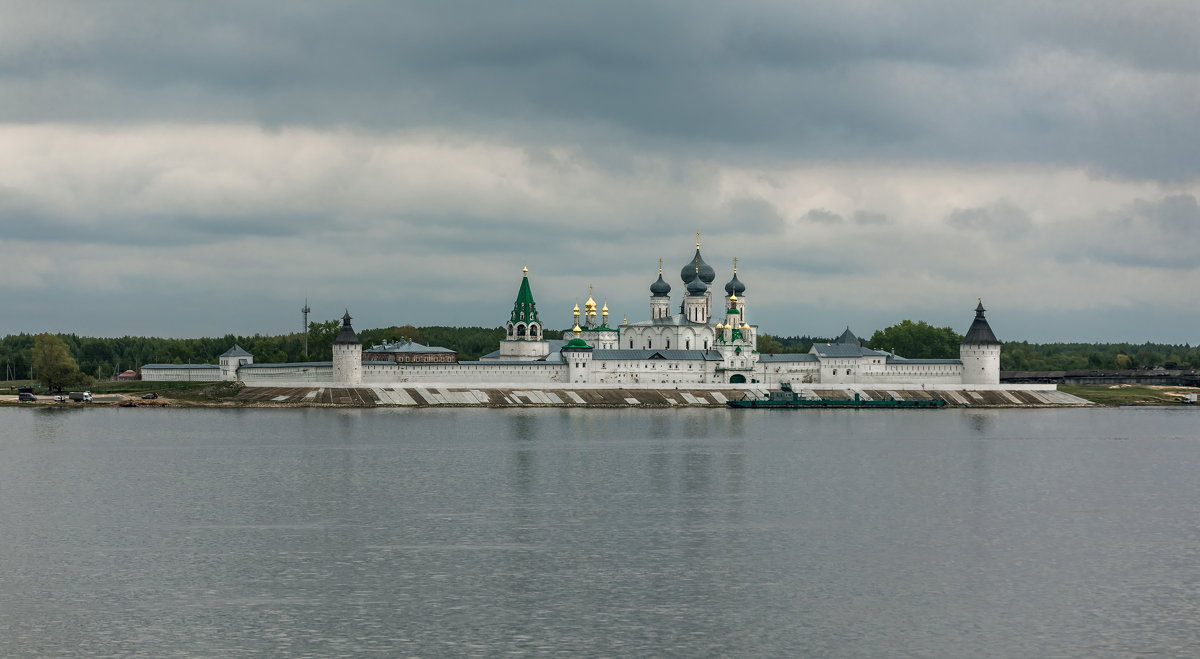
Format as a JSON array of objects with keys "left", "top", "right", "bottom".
[{"left": 2, "top": 1, "right": 1198, "bottom": 343}]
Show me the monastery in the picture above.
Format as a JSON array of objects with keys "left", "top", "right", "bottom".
[{"left": 141, "top": 239, "right": 1002, "bottom": 388}]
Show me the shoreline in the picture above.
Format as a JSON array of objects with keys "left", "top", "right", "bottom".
[{"left": 4, "top": 384, "right": 1195, "bottom": 408}]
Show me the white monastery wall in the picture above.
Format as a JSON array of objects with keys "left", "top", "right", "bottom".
[{"left": 141, "top": 367, "right": 222, "bottom": 382}]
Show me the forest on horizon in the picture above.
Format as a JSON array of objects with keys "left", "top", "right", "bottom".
[{"left": 1, "top": 319, "right": 1196, "bottom": 381}]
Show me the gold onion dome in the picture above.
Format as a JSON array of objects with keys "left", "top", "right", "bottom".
[
  {"left": 741, "top": 323, "right": 750, "bottom": 329},
  {"left": 572, "top": 324, "right": 582, "bottom": 335}
]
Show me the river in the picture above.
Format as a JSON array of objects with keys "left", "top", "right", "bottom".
[{"left": 1, "top": 406, "right": 1198, "bottom": 657}]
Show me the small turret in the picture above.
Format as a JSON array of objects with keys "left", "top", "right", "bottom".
[{"left": 562, "top": 324, "right": 594, "bottom": 384}]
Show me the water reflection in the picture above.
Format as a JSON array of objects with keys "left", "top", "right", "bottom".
[
  {"left": 32, "top": 409, "right": 65, "bottom": 444},
  {"left": 967, "top": 410, "right": 998, "bottom": 435},
  {"left": 4, "top": 408, "right": 1200, "bottom": 658}
]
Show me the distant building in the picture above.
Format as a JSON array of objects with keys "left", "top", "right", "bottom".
[{"left": 364, "top": 339, "right": 457, "bottom": 363}]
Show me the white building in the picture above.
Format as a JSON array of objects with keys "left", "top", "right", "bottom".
[{"left": 140, "top": 238, "right": 1002, "bottom": 388}]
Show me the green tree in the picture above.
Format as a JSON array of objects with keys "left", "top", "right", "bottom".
[
  {"left": 33, "top": 333, "right": 93, "bottom": 392},
  {"left": 307, "top": 319, "right": 341, "bottom": 361},
  {"left": 868, "top": 320, "right": 962, "bottom": 359},
  {"left": 756, "top": 333, "right": 785, "bottom": 354}
]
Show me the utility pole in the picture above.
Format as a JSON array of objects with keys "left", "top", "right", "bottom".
[{"left": 302, "top": 298, "right": 311, "bottom": 360}]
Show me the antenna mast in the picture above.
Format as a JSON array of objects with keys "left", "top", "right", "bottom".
[{"left": 301, "top": 298, "right": 312, "bottom": 359}]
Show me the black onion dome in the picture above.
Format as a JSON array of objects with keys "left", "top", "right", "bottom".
[
  {"left": 680, "top": 249, "right": 715, "bottom": 285},
  {"left": 686, "top": 275, "right": 708, "bottom": 296},
  {"left": 650, "top": 273, "right": 671, "bottom": 297},
  {"left": 724, "top": 272, "right": 745, "bottom": 296}
]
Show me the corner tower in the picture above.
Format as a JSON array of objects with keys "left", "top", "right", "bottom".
[
  {"left": 960, "top": 300, "right": 1001, "bottom": 385},
  {"left": 500, "top": 267, "right": 550, "bottom": 360},
  {"left": 332, "top": 311, "right": 363, "bottom": 384}
]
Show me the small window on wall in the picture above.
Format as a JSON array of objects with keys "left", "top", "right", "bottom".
[{"left": 833, "top": 369, "right": 838, "bottom": 375}]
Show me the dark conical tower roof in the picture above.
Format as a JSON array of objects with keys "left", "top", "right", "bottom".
[
  {"left": 835, "top": 327, "right": 860, "bottom": 345},
  {"left": 334, "top": 310, "right": 360, "bottom": 345},
  {"left": 961, "top": 301, "right": 1000, "bottom": 345}
]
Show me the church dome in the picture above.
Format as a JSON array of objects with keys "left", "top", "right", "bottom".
[
  {"left": 650, "top": 273, "right": 671, "bottom": 297},
  {"left": 724, "top": 272, "right": 745, "bottom": 296},
  {"left": 680, "top": 248, "right": 715, "bottom": 285},
  {"left": 686, "top": 274, "right": 708, "bottom": 296}
]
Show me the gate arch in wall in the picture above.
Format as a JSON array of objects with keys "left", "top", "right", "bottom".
[{"left": 729, "top": 374, "right": 747, "bottom": 383}]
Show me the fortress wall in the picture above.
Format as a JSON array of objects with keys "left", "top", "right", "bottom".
[
  {"left": 360, "top": 362, "right": 567, "bottom": 384},
  {"left": 141, "top": 367, "right": 222, "bottom": 382},
  {"left": 243, "top": 380, "right": 1059, "bottom": 391}
]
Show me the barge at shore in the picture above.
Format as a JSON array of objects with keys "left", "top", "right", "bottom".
[{"left": 727, "top": 383, "right": 947, "bottom": 409}]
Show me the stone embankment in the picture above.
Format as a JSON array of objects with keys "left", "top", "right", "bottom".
[{"left": 232, "top": 386, "right": 1092, "bottom": 407}]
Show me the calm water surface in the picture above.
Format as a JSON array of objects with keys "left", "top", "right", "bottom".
[{"left": 1, "top": 406, "right": 1199, "bottom": 657}]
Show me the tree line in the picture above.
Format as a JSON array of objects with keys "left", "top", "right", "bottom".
[
  {"left": 3, "top": 319, "right": 1195, "bottom": 387},
  {"left": 757, "top": 319, "right": 1198, "bottom": 371},
  {"left": 0, "top": 322, "right": 566, "bottom": 385}
]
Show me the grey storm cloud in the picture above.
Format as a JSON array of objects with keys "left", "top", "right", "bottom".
[
  {"left": 2, "top": 1, "right": 1199, "bottom": 342},
  {"left": 946, "top": 201, "right": 1033, "bottom": 240},
  {"left": 853, "top": 211, "right": 889, "bottom": 225},
  {"left": 1068, "top": 193, "right": 1200, "bottom": 269},
  {"left": 2, "top": 1, "right": 1198, "bottom": 179},
  {"left": 802, "top": 208, "right": 843, "bottom": 224}
]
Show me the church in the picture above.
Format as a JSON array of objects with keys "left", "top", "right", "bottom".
[{"left": 141, "top": 237, "right": 1001, "bottom": 388}]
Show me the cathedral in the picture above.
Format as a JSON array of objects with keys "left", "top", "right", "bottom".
[{"left": 469, "top": 236, "right": 999, "bottom": 387}]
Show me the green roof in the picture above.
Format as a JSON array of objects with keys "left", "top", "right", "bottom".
[{"left": 509, "top": 273, "right": 541, "bottom": 324}]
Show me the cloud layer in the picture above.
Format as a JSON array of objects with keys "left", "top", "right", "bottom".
[{"left": 1, "top": 2, "right": 1197, "bottom": 342}]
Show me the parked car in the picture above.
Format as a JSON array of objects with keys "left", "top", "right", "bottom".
[
  {"left": 141, "top": 392, "right": 159, "bottom": 399},
  {"left": 18, "top": 392, "right": 37, "bottom": 402}
]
